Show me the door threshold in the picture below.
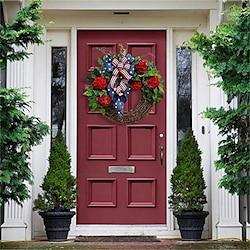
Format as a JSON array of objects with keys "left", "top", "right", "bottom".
[{"left": 71, "top": 224, "right": 180, "bottom": 237}]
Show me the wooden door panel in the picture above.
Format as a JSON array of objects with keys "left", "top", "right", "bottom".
[
  {"left": 127, "top": 43, "right": 156, "bottom": 63},
  {"left": 77, "top": 30, "right": 166, "bottom": 224},
  {"left": 127, "top": 178, "right": 156, "bottom": 207},
  {"left": 87, "top": 125, "right": 117, "bottom": 160},
  {"left": 87, "top": 43, "right": 117, "bottom": 68},
  {"left": 87, "top": 178, "right": 117, "bottom": 207},
  {"left": 127, "top": 125, "right": 156, "bottom": 160}
]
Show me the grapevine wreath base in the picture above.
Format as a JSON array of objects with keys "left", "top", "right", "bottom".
[
  {"left": 84, "top": 46, "right": 164, "bottom": 124},
  {"left": 105, "top": 98, "right": 153, "bottom": 124}
]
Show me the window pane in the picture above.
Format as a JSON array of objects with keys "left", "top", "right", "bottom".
[
  {"left": 176, "top": 48, "right": 192, "bottom": 145},
  {"left": 51, "top": 47, "right": 67, "bottom": 140}
]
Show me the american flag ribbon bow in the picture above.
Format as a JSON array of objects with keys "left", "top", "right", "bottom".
[{"left": 109, "top": 49, "right": 133, "bottom": 96}]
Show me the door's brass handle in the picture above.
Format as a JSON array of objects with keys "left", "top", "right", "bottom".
[{"left": 160, "top": 145, "right": 164, "bottom": 166}]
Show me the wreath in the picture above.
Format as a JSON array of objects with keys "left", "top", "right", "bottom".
[{"left": 84, "top": 46, "right": 164, "bottom": 124}]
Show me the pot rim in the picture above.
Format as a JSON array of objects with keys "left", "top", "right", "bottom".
[
  {"left": 39, "top": 210, "right": 76, "bottom": 217},
  {"left": 174, "top": 210, "right": 209, "bottom": 217}
]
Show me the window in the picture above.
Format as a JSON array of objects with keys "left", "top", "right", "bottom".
[
  {"left": 51, "top": 47, "right": 67, "bottom": 141},
  {"left": 176, "top": 48, "right": 192, "bottom": 146}
]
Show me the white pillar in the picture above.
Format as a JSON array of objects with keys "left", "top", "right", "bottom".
[
  {"left": 1, "top": 200, "right": 27, "bottom": 240},
  {"left": 1, "top": 47, "right": 34, "bottom": 241},
  {"left": 216, "top": 171, "right": 242, "bottom": 240},
  {"left": 209, "top": 9, "right": 242, "bottom": 240},
  {"left": 209, "top": 76, "right": 242, "bottom": 241}
]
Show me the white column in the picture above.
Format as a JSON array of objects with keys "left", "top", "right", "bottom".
[
  {"left": 209, "top": 9, "right": 242, "bottom": 240},
  {"left": 1, "top": 200, "right": 26, "bottom": 240},
  {"left": 216, "top": 172, "right": 242, "bottom": 240},
  {"left": 1, "top": 47, "right": 34, "bottom": 240},
  {"left": 209, "top": 75, "right": 242, "bottom": 241}
]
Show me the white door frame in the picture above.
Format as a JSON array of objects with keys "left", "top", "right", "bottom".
[{"left": 66, "top": 27, "right": 201, "bottom": 237}]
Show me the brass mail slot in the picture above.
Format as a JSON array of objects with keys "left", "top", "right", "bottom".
[{"left": 108, "top": 166, "right": 135, "bottom": 174}]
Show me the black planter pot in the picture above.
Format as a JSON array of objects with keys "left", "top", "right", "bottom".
[
  {"left": 39, "top": 210, "right": 75, "bottom": 242},
  {"left": 174, "top": 211, "right": 209, "bottom": 241}
]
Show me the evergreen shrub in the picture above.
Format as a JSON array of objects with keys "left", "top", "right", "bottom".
[
  {"left": 34, "top": 132, "right": 76, "bottom": 212},
  {"left": 169, "top": 129, "right": 207, "bottom": 214}
]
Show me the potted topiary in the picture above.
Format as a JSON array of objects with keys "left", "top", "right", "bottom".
[
  {"left": 169, "top": 128, "right": 209, "bottom": 241},
  {"left": 33, "top": 132, "right": 76, "bottom": 242}
]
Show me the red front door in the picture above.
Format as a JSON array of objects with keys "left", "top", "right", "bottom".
[{"left": 77, "top": 30, "right": 166, "bottom": 224}]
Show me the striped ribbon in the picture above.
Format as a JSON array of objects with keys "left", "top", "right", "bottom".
[{"left": 109, "top": 52, "right": 132, "bottom": 96}]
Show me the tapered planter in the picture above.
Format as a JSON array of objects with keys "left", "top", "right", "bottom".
[
  {"left": 40, "top": 211, "right": 75, "bottom": 242},
  {"left": 174, "top": 211, "right": 209, "bottom": 241}
]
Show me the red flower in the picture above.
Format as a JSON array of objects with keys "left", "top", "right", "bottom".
[
  {"left": 98, "top": 95, "right": 112, "bottom": 107},
  {"left": 146, "top": 76, "right": 160, "bottom": 89},
  {"left": 130, "top": 81, "right": 142, "bottom": 90},
  {"left": 92, "top": 76, "right": 107, "bottom": 90},
  {"left": 135, "top": 60, "right": 147, "bottom": 74}
]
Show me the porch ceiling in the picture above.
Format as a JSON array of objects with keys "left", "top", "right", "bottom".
[
  {"left": 41, "top": 0, "right": 218, "bottom": 11},
  {"left": 40, "top": 9, "right": 209, "bottom": 29}
]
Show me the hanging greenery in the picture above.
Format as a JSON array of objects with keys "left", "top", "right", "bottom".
[{"left": 187, "top": 5, "right": 250, "bottom": 195}]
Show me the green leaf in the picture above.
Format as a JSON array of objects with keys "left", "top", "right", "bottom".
[
  {"left": 83, "top": 88, "right": 94, "bottom": 97},
  {"left": 97, "top": 58, "right": 103, "bottom": 66}
]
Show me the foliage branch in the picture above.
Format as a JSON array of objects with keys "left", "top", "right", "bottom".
[
  {"left": 0, "top": 0, "right": 44, "bottom": 69},
  {"left": 0, "top": 88, "right": 49, "bottom": 205},
  {"left": 187, "top": 5, "right": 250, "bottom": 195}
]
